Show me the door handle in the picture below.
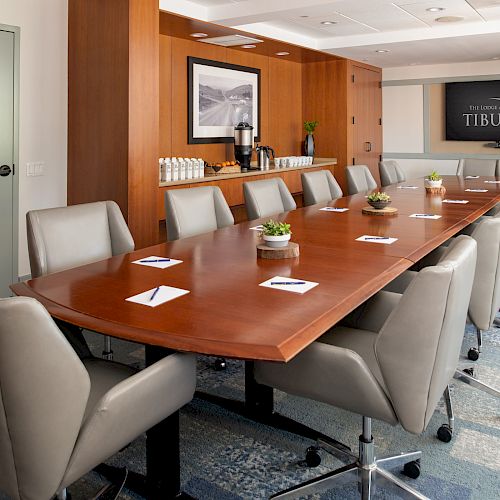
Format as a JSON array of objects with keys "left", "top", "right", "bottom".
[
  {"left": 364, "top": 142, "right": 372, "bottom": 153},
  {"left": 0, "top": 165, "right": 12, "bottom": 177}
]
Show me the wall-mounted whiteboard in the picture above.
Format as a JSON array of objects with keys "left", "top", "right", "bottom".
[{"left": 383, "top": 85, "right": 424, "bottom": 154}]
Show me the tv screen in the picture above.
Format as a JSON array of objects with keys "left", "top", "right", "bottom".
[{"left": 446, "top": 81, "right": 500, "bottom": 141}]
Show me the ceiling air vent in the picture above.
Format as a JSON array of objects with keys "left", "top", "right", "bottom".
[{"left": 199, "top": 34, "right": 263, "bottom": 47}]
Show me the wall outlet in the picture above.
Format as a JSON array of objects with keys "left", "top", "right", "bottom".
[{"left": 26, "top": 162, "right": 45, "bottom": 176}]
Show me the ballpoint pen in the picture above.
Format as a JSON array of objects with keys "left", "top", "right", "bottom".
[
  {"left": 270, "top": 281, "right": 306, "bottom": 285},
  {"left": 150, "top": 287, "right": 160, "bottom": 301},
  {"left": 413, "top": 214, "right": 436, "bottom": 217},
  {"left": 140, "top": 258, "right": 171, "bottom": 262},
  {"left": 365, "top": 237, "right": 390, "bottom": 240}
]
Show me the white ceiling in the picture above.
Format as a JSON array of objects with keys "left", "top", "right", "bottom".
[{"left": 162, "top": 0, "right": 500, "bottom": 67}]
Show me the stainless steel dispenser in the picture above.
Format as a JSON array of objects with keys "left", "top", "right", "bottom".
[{"left": 234, "top": 122, "right": 254, "bottom": 172}]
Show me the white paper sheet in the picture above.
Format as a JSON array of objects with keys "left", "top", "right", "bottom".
[
  {"left": 465, "top": 176, "right": 480, "bottom": 179},
  {"left": 356, "top": 235, "right": 398, "bottom": 245},
  {"left": 409, "top": 214, "right": 442, "bottom": 219},
  {"left": 397, "top": 185, "right": 419, "bottom": 189},
  {"left": 319, "top": 207, "right": 349, "bottom": 212},
  {"left": 132, "top": 256, "right": 182, "bottom": 269},
  {"left": 484, "top": 180, "right": 500, "bottom": 184},
  {"left": 465, "top": 189, "right": 488, "bottom": 193},
  {"left": 249, "top": 225, "right": 264, "bottom": 231},
  {"left": 442, "top": 199, "right": 469, "bottom": 204},
  {"left": 126, "top": 285, "right": 189, "bottom": 307},
  {"left": 259, "top": 276, "right": 318, "bottom": 294}
]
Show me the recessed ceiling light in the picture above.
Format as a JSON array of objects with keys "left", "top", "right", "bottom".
[
  {"left": 321, "top": 21, "right": 337, "bottom": 25},
  {"left": 426, "top": 7, "right": 445, "bottom": 12},
  {"left": 190, "top": 33, "right": 208, "bottom": 38},
  {"left": 435, "top": 16, "right": 464, "bottom": 22},
  {"left": 241, "top": 44, "right": 256, "bottom": 49},
  {"left": 492, "top": 56, "right": 500, "bottom": 60},
  {"left": 275, "top": 51, "right": 290, "bottom": 56},
  {"left": 375, "top": 49, "right": 389, "bottom": 53}
]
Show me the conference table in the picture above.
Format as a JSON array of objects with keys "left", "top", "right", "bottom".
[{"left": 11, "top": 174, "right": 500, "bottom": 498}]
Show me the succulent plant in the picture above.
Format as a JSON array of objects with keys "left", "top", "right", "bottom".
[{"left": 260, "top": 220, "right": 292, "bottom": 236}]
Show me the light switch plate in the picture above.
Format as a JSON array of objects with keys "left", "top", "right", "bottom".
[{"left": 26, "top": 162, "right": 45, "bottom": 176}]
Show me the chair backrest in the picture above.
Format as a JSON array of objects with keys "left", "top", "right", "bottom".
[
  {"left": 27, "top": 201, "right": 135, "bottom": 278},
  {"left": 165, "top": 186, "right": 234, "bottom": 241},
  {"left": 456, "top": 158, "right": 500, "bottom": 177},
  {"left": 346, "top": 165, "right": 377, "bottom": 195},
  {"left": 468, "top": 213, "right": 500, "bottom": 331},
  {"left": 301, "top": 170, "right": 343, "bottom": 206},
  {"left": 379, "top": 160, "right": 406, "bottom": 187},
  {"left": 0, "top": 297, "right": 90, "bottom": 500},
  {"left": 243, "top": 178, "right": 297, "bottom": 220},
  {"left": 375, "top": 236, "right": 477, "bottom": 435}
]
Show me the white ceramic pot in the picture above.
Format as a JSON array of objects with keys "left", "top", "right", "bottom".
[
  {"left": 425, "top": 178, "right": 442, "bottom": 188},
  {"left": 263, "top": 233, "right": 291, "bottom": 248}
]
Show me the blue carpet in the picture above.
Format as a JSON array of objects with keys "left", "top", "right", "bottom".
[{"left": 66, "top": 320, "right": 499, "bottom": 499}]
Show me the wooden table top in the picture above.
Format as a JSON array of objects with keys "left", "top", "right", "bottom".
[{"left": 11, "top": 175, "right": 500, "bottom": 362}]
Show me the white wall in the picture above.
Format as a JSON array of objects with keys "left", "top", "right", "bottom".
[
  {"left": 382, "top": 60, "right": 500, "bottom": 179},
  {"left": 1, "top": 0, "right": 68, "bottom": 277}
]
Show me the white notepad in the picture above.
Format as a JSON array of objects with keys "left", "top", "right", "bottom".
[
  {"left": 356, "top": 235, "right": 398, "bottom": 245},
  {"left": 484, "top": 180, "right": 500, "bottom": 184},
  {"left": 126, "top": 286, "right": 189, "bottom": 307},
  {"left": 249, "top": 225, "right": 264, "bottom": 231},
  {"left": 397, "top": 185, "right": 419, "bottom": 189},
  {"left": 465, "top": 175, "right": 480, "bottom": 179},
  {"left": 409, "top": 214, "right": 442, "bottom": 220},
  {"left": 465, "top": 189, "right": 488, "bottom": 193},
  {"left": 132, "top": 256, "right": 182, "bottom": 269},
  {"left": 442, "top": 199, "right": 469, "bottom": 204},
  {"left": 259, "top": 276, "right": 318, "bottom": 294},
  {"left": 319, "top": 207, "right": 349, "bottom": 212}
]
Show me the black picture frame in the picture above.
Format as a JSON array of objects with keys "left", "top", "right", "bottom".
[{"left": 188, "top": 56, "right": 261, "bottom": 144}]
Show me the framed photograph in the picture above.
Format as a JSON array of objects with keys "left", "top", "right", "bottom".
[{"left": 188, "top": 56, "right": 260, "bottom": 144}]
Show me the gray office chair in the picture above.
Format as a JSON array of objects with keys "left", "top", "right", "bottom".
[
  {"left": 243, "top": 178, "right": 296, "bottom": 220},
  {"left": 456, "top": 158, "right": 500, "bottom": 177},
  {"left": 379, "top": 160, "right": 406, "bottom": 187},
  {"left": 301, "top": 170, "right": 343, "bottom": 206},
  {"left": 26, "top": 201, "right": 135, "bottom": 360},
  {"left": 346, "top": 165, "right": 378, "bottom": 195},
  {"left": 0, "top": 296, "right": 196, "bottom": 500},
  {"left": 255, "top": 236, "right": 477, "bottom": 499},
  {"left": 165, "top": 186, "right": 234, "bottom": 241}
]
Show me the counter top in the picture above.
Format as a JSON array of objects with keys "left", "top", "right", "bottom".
[{"left": 159, "top": 158, "right": 337, "bottom": 188}]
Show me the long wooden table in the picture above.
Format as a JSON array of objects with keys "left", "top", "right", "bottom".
[{"left": 10, "top": 175, "right": 500, "bottom": 498}]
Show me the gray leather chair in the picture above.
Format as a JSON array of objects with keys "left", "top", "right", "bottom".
[
  {"left": 255, "top": 236, "right": 477, "bottom": 499},
  {"left": 456, "top": 158, "right": 500, "bottom": 177},
  {"left": 26, "top": 201, "right": 135, "bottom": 359},
  {"left": 301, "top": 170, "right": 343, "bottom": 206},
  {"left": 243, "top": 178, "right": 296, "bottom": 220},
  {"left": 0, "top": 296, "right": 196, "bottom": 500},
  {"left": 346, "top": 165, "right": 378, "bottom": 195},
  {"left": 165, "top": 186, "right": 234, "bottom": 241},
  {"left": 379, "top": 160, "right": 406, "bottom": 187}
]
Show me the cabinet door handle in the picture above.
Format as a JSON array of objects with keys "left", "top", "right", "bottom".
[
  {"left": 364, "top": 142, "right": 372, "bottom": 152},
  {"left": 0, "top": 165, "right": 12, "bottom": 177}
]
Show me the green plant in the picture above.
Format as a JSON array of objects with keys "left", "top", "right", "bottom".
[
  {"left": 304, "top": 120, "right": 319, "bottom": 134},
  {"left": 427, "top": 170, "right": 442, "bottom": 181},
  {"left": 367, "top": 192, "right": 391, "bottom": 202},
  {"left": 261, "top": 219, "right": 292, "bottom": 236}
]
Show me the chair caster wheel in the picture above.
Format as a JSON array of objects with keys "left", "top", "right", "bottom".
[
  {"left": 305, "top": 446, "right": 322, "bottom": 467},
  {"left": 463, "top": 367, "right": 475, "bottom": 377},
  {"left": 437, "top": 424, "right": 453, "bottom": 443},
  {"left": 403, "top": 460, "right": 421, "bottom": 479},
  {"left": 467, "top": 348, "right": 479, "bottom": 361},
  {"left": 214, "top": 358, "right": 227, "bottom": 371}
]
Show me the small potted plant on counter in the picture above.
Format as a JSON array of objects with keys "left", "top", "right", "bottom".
[
  {"left": 367, "top": 192, "right": 391, "bottom": 210},
  {"left": 304, "top": 120, "right": 319, "bottom": 157},
  {"left": 261, "top": 220, "right": 292, "bottom": 248},
  {"left": 425, "top": 171, "right": 443, "bottom": 189}
]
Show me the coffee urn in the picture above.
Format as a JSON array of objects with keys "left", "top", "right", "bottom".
[{"left": 234, "top": 122, "right": 254, "bottom": 172}]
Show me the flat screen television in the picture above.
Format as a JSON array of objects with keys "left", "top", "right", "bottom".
[{"left": 446, "top": 80, "right": 500, "bottom": 141}]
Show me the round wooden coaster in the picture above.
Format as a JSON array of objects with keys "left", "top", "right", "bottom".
[
  {"left": 425, "top": 186, "right": 446, "bottom": 195},
  {"left": 257, "top": 242, "right": 300, "bottom": 259},
  {"left": 362, "top": 206, "right": 399, "bottom": 216}
]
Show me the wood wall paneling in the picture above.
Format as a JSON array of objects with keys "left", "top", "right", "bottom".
[{"left": 159, "top": 35, "right": 172, "bottom": 157}]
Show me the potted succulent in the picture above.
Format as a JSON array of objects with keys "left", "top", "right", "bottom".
[
  {"left": 425, "top": 171, "right": 443, "bottom": 189},
  {"left": 304, "top": 120, "right": 319, "bottom": 157},
  {"left": 367, "top": 192, "right": 391, "bottom": 210},
  {"left": 260, "top": 219, "right": 292, "bottom": 248}
]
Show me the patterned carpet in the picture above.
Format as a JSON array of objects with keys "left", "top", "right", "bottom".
[{"left": 64, "top": 320, "right": 500, "bottom": 500}]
